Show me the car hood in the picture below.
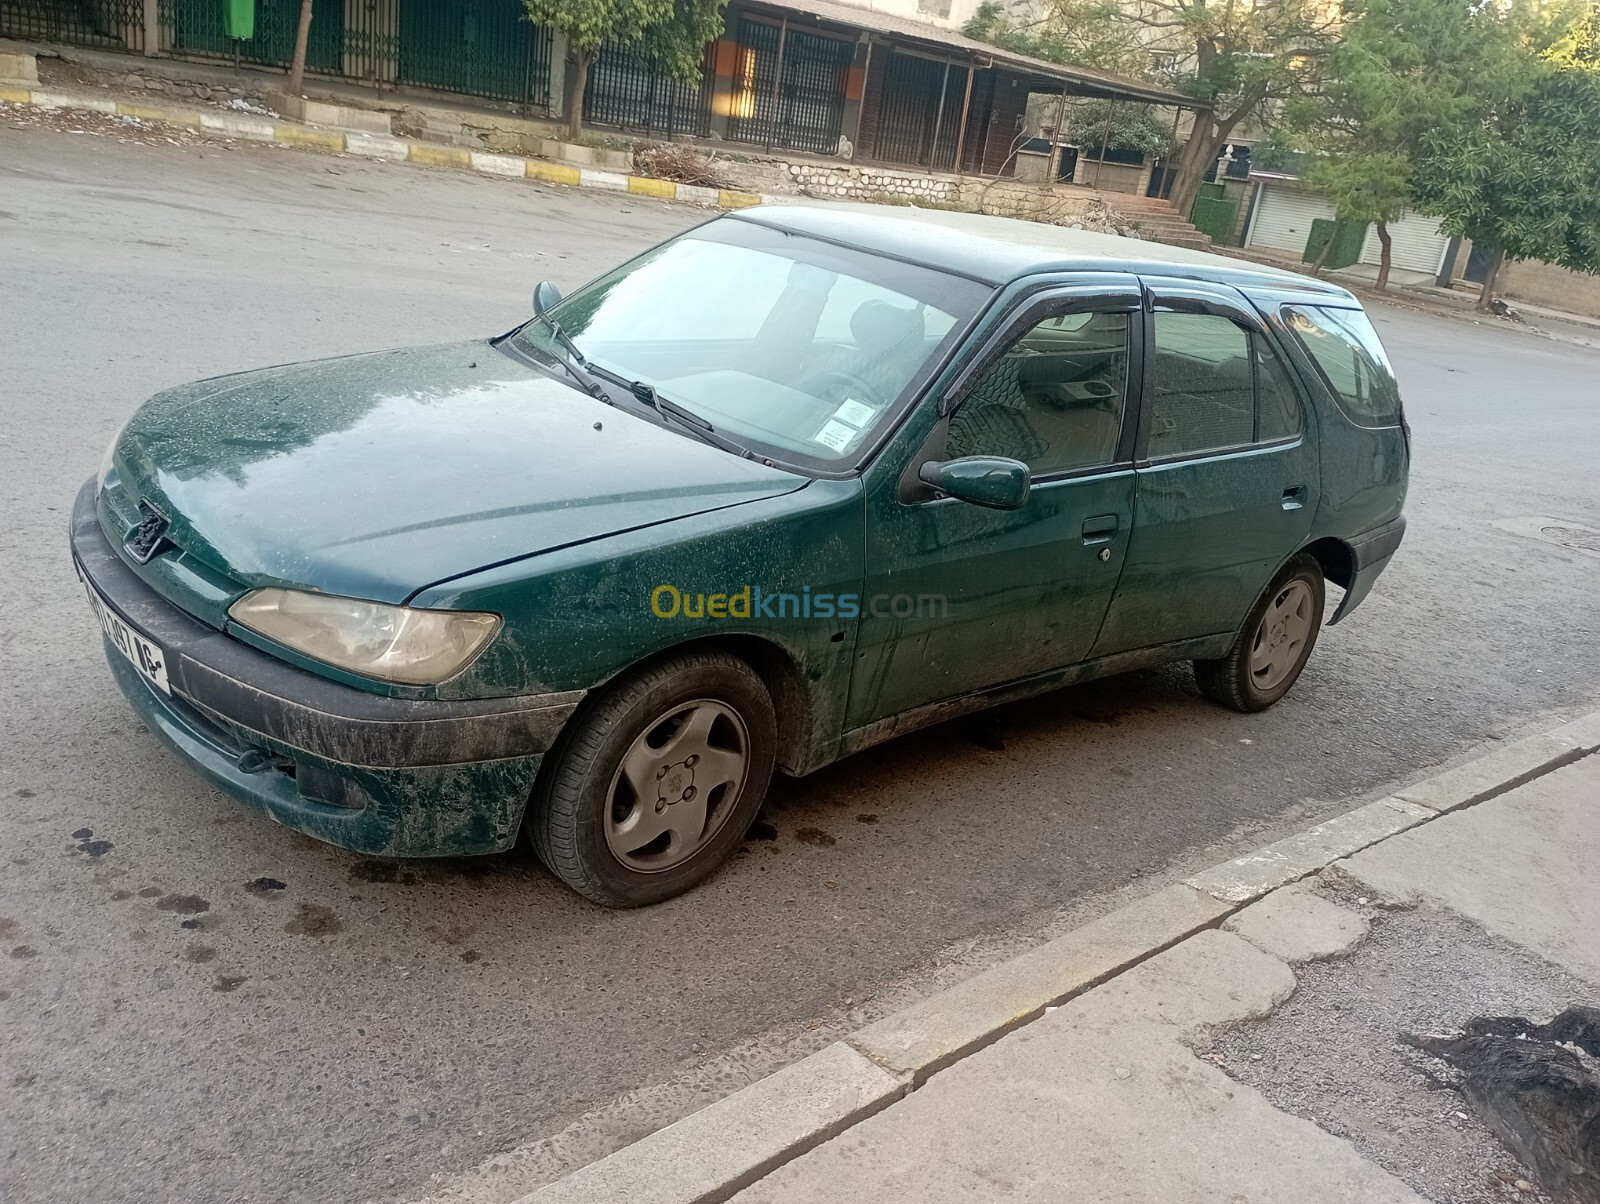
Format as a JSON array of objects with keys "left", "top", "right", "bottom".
[{"left": 108, "top": 341, "right": 808, "bottom": 603}]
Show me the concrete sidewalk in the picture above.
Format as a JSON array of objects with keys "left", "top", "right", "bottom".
[
  {"left": 729, "top": 755, "right": 1599, "bottom": 1203},
  {"left": 513, "top": 714, "right": 1599, "bottom": 1204}
]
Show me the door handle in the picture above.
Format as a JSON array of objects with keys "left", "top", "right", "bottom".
[
  {"left": 1082, "top": 515, "right": 1119, "bottom": 544},
  {"left": 1281, "top": 486, "right": 1307, "bottom": 511}
]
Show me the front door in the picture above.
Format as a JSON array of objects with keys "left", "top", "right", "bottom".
[
  {"left": 1091, "top": 279, "right": 1319, "bottom": 656},
  {"left": 846, "top": 279, "right": 1144, "bottom": 730}
]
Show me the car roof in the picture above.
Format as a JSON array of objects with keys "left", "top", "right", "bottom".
[{"left": 734, "top": 203, "right": 1357, "bottom": 302}]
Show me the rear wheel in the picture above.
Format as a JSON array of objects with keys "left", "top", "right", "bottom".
[
  {"left": 1194, "top": 555, "right": 1325, "bottom": 713},
  {"left": 528, "top": 649, "right": 776, "bottom": 907}
]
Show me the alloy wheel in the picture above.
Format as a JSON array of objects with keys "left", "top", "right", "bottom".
[{"left": 603, "top": 699, "right": 751, "bottom": 873}]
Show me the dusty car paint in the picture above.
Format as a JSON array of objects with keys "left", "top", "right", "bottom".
[{"left": 76, "top": 205, "right": 1409, "bottom": 858}]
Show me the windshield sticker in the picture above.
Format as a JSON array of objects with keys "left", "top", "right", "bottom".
[
  {"left": 813, "top": 419, "right": 858, "bottom": 453},
  {"left": 832, "top": 398, "right": 876, "bottom": 428}
]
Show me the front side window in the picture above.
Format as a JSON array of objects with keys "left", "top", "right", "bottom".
[
  {"left": 1283, "top": 305, "right": 1403, "bottom": 426},
  {"left": 515, "top": 225, "right": 985, "bottom": 468},
  {"left": 945, "top": 309, "right": 1130, "bottom": 475},
  {"left": 1146, "top": 312, "right": 1305, "bottom": 458}
]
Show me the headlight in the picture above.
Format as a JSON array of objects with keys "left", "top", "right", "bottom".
[
  {"left": 98, "top": 425, "right": 125, "bottom": 489},
  {"left": 228, "top": 589, "right": 501, "bottom": 686}
]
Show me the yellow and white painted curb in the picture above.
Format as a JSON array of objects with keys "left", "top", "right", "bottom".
[{"left": 0, "top": 85, "right": 774, "bottom": 210}]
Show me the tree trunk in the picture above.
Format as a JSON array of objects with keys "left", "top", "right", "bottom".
[
  {"left": 566, "top": 49, "right": 592, "bottom": 142},
  {"left": 286, "top": 0, "right": 314, "bottom": 97},
  {"left": 1309, "top": 230, "right": 1334, "bottom": 277},
  {"left": 1167, "top": 112, "right": 1237, "bottom": 220},
  {"left": 1374, "top": 221, "right": 1393, "bottom": 291},
  {"left": 1476, "top": 246, "right": 1506, "bottom": 311}
]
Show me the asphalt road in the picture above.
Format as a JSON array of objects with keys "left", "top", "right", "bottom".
[{"left": 3, "top": 128, "right": 1598, "bottom": 1204}]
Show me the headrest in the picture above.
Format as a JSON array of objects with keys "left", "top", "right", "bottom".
[{"left": 851, "top": 301, "right": 925, "bottom": 350}]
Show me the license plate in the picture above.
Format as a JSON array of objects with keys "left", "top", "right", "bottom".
[{"left": 78, "top": 564, "right": 170, "bottom": 695}]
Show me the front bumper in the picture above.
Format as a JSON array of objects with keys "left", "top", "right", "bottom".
[{"left": 71, "top": 479, "right": 584, "bottom": 856}]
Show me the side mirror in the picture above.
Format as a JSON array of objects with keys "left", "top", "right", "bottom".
[
  {"left": 918, "top": 456, "right": 1031, "bottom": 510},
  {"left": 533, "top": 280, "right": 562, "bottom": 317}
]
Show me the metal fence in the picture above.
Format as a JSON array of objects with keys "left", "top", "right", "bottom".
[
  {"left": 724, "top": 16, "right": 853, "bottom": 155},
  {"left": 397, "top": 0, "right": 548, "bottom": 105},
  {"left": 869, "top": 50, "right": 970, "bottom": 170},
  {"left": 584, "top": 41, "right": 713, "bottom": 139},
  {"left": 0, "top": 0, "right": 145, "bottom": 52},
  {"left": 167, "top": 0, "right": 342, "bottom": 72}
]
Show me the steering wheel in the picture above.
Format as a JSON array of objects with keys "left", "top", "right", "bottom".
[{"left": 806, "top": 370, "right": 887, "bottom": 410}]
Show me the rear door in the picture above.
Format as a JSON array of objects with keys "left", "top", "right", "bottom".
[{"left": 1091, "top": 279, "right": 1319, "bottom": 656}]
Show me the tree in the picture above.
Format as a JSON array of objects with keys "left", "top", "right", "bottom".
[
  {"left": 523, "top": 0, "right": 725, "bottom": 140},
  {"left": 1411, "top": 4, "right": 1600, "bottom": 308},
  {"left": 967, "top": 0, "right": 1340, "bottom": 218},
  {"left": 1281, "top": 0, "right": 1508, "bottom": 290},
  {"left": 286, "top": 0, "right": 314, "bottom": 97}
]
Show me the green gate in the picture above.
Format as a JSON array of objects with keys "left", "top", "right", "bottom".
[
  {"left": 169, "top": 0, "right": 342, "bottom": 72},
  {"left": 0, "top": 0, "right": 146, "bottom": 51},
  {"left": 397, "top": 0, "right": 549, "bottom": 106}
]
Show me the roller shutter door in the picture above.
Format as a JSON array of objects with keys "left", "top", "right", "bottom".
[
  {"left": 1360, "top": 211, "right": 1449, "bottom": 275},
  {"left": 1247, "top": 184, "right": 1335, "bottom": 253}
]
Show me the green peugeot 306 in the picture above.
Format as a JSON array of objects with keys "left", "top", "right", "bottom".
[{"left": 72, "top": 205, "right": 1408, "bottom": 906}]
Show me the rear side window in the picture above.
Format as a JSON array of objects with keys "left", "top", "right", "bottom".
[
  {"left": 1283, "top": 306, "right": 1402, "bottom": 426},
  {"left": 1146, "top": 312, "right": 1302, "bottom": 458}
]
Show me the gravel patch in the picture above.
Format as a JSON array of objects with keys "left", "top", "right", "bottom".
[{"left": 1202, "top": 898, "right": 1597, "bottom": 1204}]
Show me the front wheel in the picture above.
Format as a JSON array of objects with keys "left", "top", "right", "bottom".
[
  {"left": 528, "top": 649, "right": 776, "bottom": 907},
  {"left": 1194, "top": 554, "right": 1326, "bottom": 713}
]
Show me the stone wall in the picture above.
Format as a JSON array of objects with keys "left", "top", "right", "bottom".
[
  {"left": 93, "top": 62, "right": 276, "bottom": 107},
  {"left": 783, "top": 161, "right": 964, "bottom": 205}
]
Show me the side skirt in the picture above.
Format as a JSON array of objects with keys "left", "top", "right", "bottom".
[{"left": 833, "top": 633, "right": 1235, "bottom": 761}]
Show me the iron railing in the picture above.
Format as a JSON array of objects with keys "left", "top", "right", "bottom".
[
  {"left": 167, "top": 0, "right": 342, "bottom": 71},
  {"left": 397, "top": 0, "right": 548, "bottom": 105},
  {"left": 584, "top": 40, "right": 713, "bottom": 138},
  {"left": 869, "top": 50, "right": 970, "bottom": 171},
  {"left": 724, "top": 16, "right": 853, "bottom": 155},
  {"left": 0, "top": 0, "right": 145, "bottom": 51}
]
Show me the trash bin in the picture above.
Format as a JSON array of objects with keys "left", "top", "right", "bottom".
[{"left": 224, "top": 0, "right": 255, "bottom": 42}]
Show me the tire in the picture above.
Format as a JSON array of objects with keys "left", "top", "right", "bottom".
[
  {"left": 1194, "top": 554, "right": 1326, "bottom": 713},
  {"left": 528, "top": 649, "right": 776, "bottom": 907}
]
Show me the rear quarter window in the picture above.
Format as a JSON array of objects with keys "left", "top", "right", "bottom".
[{"left": 1283, "top": 305, "right": 1403, "bottom": 427}]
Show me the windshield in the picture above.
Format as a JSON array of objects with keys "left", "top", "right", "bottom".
[{"left": 516, "top": 220, "right": 988, "bottom": 468}]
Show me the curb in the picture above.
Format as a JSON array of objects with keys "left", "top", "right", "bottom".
[
  {"left": 0, "top": 85, "right": 777, "bottom": 212},
  {"left": 511, "top": 707, "right": 1600, "bottom": 1204}
]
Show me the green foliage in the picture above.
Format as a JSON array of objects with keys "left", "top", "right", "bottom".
[
  {"left": 962, "top": 0, "right": 1148, "bottom": 79},
  {"left": 523, "top": 0, "right": 722, "bottom": 77},
  {"left": 1064, "top": 98, "right": 1172, "bottom": 157},
  {"left": 1412, "top": 47, "right": 1600, "bottom": 274}
]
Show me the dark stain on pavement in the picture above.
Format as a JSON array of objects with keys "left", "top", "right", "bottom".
[
  {"left": 283, "top": 903, "right": 342, "bottom": 937},
  {"left": 244, "top": 877, "right": 287, "bottom": 896},
  {"left": 794, "top": 827, "right": 837, "bottom": 847},
  {"left": 155, "top": 894, "right": 210, "bottom": 915},
  {"left": 72, "top": 827, "right": 94, "bottom": 840},
  {"left": 111, "top": 889, "right": 133, "bottom": 900},
  {"left": 460, "top": 949, "right": 480, "bottom": 964},
  {"left": 184, "top": 944, "right": 217, "bottom": 963},
  {"left": 960, "top": 718, "right": 1006, "bottom": 751},
  {"left": 137, "top": 887, "right": 162, "bottom": 898},
  {"left": 213, "top": 975, "right": 247, "bottom": 993},
  {"left": 856, "top": 813, "right": 879, "bottom": 824},
  {"left": 14, "top": 788, "right": 34, "bottom": 798},
  {"left": 77, "top": 838, "right": 114, "bottom": 857},
  {"left": 180, "top": 919, "right": 205, "bottom": 930},
  {"left": 747, "top": 817, "right": 778, "bottom": 842},
  {"left": 349, "top": 860, "right": 415, "bottom": 885},
  {"left": 0, "top": 918, "right": 17, "bottom": 939},
  {"left": 10, "top": 946, "right": 38, "bottom": 959}
]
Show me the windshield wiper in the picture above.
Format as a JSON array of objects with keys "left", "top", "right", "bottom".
[
  {"left": 594, "top": 372, "right": 754, "bottom": 459},
  {"left": 525, "top": 315, "right": 611, "bottom": 404}
]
